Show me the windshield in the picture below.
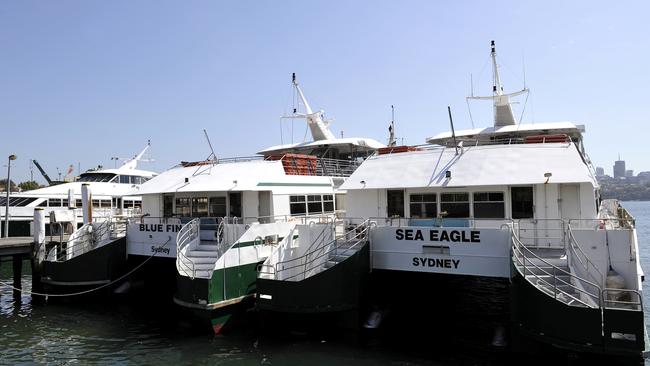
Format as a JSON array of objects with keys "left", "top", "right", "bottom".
[{"left": 77, "top": 173, "right": 117, "bottom": 182}]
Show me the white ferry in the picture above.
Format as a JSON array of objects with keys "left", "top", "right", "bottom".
[
  {"left": 125, "top": 74, "right": 384, "bottom": 333},
  {"left": 0, "top": 144, "right": 156, "bottom": 237},
  {"left": 256, "top": 42, "right": 647, "bottom": 361}
]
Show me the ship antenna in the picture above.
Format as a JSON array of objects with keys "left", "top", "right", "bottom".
[
  {"left": 203, "top": 129, "right": 218, "bottom": 163},
  {"left": 466, "top": 40, "right": 529, "bottom": 127},
  {"left": 281, "top": 73, "right": 336, "bottom": 141},
  {"left": 388, "top": 105, "right": 396, "bottom": 147},
  {"left": 448, "top": 106, "right": 459, "bottom": 155}
]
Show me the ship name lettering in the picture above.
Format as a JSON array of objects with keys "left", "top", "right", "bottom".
[
  {"left": 395, "top": 229, "right": 480, "bottom": 243},
  {"left": 412, "top": 257, "right": 460, "bottom": 269}
]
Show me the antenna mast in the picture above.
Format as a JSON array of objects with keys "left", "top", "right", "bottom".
[
  {"left": 203, "top": 129, "right": 217, "bottom": 163},
  {"left": 448, "top": 106, "right": 459, "bottom": 155},
  {"left": 388, "top": 105, "right": 396, "bottom": 147},
  {"left": 282, "top": 73, "right": 336, "bottom": 141},
  {"left": 467, "top": 40, "right": 529, "bottom": 127}
]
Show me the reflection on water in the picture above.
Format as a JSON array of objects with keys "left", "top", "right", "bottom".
[{"left": 2, "top": 201, "right": 649, "bottom": 365}]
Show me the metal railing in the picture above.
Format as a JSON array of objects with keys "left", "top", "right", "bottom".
[
  {"left": 602, "top": 289, "right": 643, "bottom": 311},
  {"left": 260, "top": 219, "right": 371, "bottom": 282},
  {"left": 566, "top": 224, "right": 605, "bottom": 286},
  {"left": 511, "top": 227, "right": 602, "bottom": 308},
  {"left": 176, "top": 218, "right": 200, "bottom": 279},
  {"left": 45, "top": 217, "right": 128, "bottom": 262}
]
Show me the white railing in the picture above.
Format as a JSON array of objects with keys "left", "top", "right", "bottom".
[
  {"left": 176, "top": 218, "right": 200, "bottom": 278},
  {"left": 259, "top": 219, "right": 371, "bottom": 281},
  {"left": 511, "top": 227, "right": 602, "bottom": 308}
]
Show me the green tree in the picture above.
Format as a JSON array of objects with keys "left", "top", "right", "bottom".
[
  {"left": 0, "top": 179, "right": 17, "bottom": 192},
  {"left": 18, "top": 180, "right": 41, "bottom": 191}
]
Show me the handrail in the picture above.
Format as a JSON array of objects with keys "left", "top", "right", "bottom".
[
  {"left": 176, "top": 218, "right": 200, "bottom": 279},
  {"left": 566, "top": 224, "right": 605, "bottom": 286},
  {"left": 270, "top": 219, "right": 371, "bottom": 281},
  {"left": 602, "top": 288, "right": 643, "bottom": 311},
  {"left": 511, "top": 226, "right": 602, "bottom": 308}
]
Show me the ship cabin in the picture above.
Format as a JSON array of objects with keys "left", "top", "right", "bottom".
[{"left": 126, "top": 137, "right": 383, "bottom": 259}]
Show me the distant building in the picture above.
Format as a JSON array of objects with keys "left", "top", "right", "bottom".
[
  {"left": 626, "top": 169, "right": 634, "bottom": 177},
  {"left": 595, "top": 167, "right": 605, "bottom": 176},
  {"left": 614, "top": 158, "right": 626, "bottom": 179},
  {"left": 638, "top": 171, "right": 650, "bottom": 185}
]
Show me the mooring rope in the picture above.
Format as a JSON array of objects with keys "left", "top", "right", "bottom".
[{"left": 0, "top": 237, "right": 172, "bottom": 298}]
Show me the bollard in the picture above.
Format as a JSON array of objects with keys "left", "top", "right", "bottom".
[
  {"left": 81, "top": 183, "right": 92, "bottom": 225},
  {"left": 31, "top": 208, "right": 46, "bottom": 303}
]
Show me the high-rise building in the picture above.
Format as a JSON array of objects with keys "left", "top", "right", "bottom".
[
  {"left": 595, "top": 167, "right": 605, "bottom": 176},
  {"left": 613, "top": 155, "right": 626, "bottom": 179},
  {"left": 626, "top": 170, "right": 634, "bottom": 177}
]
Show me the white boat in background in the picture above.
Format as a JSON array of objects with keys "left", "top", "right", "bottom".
[{"left": 0, "top": 144, "right": 156, "bottom": 237}]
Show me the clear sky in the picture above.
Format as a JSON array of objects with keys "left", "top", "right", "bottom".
[{"left": 1, "top": 1, "right": 648, "bottom": 183}]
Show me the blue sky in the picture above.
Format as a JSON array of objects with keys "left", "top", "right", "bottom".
[{"left": 1, "top": 1, "right": 648, "bottom": 182}]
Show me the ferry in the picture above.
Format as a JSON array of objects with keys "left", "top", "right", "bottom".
[
  {"left": 125, "top": 74, "right": 384, "bottom": 333},
  {"left": 0, "top": 144, "right": 156, "bottom": 237},
  {"left": 256, "top": 42, "right": 648, "bottom": 361}
]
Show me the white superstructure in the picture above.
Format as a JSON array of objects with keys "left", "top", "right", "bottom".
[{"left": 0, "top": 144, "right": 156, "bottom": 234}]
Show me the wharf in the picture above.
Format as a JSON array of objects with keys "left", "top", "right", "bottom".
[{"left": 0, "top": 236, "right": 34, "bottom": 257}]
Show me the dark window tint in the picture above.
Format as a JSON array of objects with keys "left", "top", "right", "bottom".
[
  {"left": 511, "top": 187, "right": 534, "bottom": 219},
  {"left": 473, "top": 192, "right": 505, "bottom": 218},
  {"left": 440, "top": 193, "right": 469, "bottom": 218},
  {"left": 387, "top": 190, "right": 404, "bottom": 217}
]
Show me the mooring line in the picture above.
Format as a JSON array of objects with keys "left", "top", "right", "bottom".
[{"left": 0, "top": 237, "right": 172, "bottom": 298}]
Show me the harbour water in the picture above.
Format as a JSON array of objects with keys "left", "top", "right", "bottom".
[{"left": 2, "top": 201, "right": 650, "bottom": 365}]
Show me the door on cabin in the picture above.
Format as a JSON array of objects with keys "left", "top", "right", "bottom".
[
  {"left": 387, "top": 190, "right": 405, "bottom": 219},
  {"left": 258, "top": 191, "right": 271, "bottom": 222},
  {"left": 229, "top": 192, "right": 242, "bottom": 219},
  {"left": 559, "top": 184, "right": 581, "bottom": 222}
]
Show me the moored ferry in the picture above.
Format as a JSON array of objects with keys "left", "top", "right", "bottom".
[
  {"left": 125, "top": 74, "right": 384, "bottom": 332},
  {"left": 255, "top": 42, "right": 648, "bottom": 361},
  {"left": 0, "top": 144, "right": 155, "bottom": 237}
]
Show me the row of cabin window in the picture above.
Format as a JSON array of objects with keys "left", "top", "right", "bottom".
[
  {"left": 173, "top": 197, "right": 239, "bottom": 218},
  {"left": 118, "top": 175, "right": 149, "bottom": 185},
  {"left": 394, "top": 192, "right": 505, "bottom": 219},
  {"left": 38, "top": 198, "right": 141, "bottom": 208},
  {"left": 290, "top": 194, "right": 335, "bottom": 215}
]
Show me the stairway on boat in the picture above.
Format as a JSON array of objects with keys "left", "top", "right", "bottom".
[
  {"left": 510, "top": 223, "right": 647, "bottom": 356},
  {"left": 177, "top": 218, "right": 247, "bottom": 279}
]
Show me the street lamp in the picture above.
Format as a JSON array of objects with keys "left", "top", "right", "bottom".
[{"left": 4, "top": 154, "right": 17, "bottom": 238}]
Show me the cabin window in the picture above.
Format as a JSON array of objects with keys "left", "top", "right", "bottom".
[
  {"left": 387, "top": 190, "right": 405, "bottom": 217},
  {"left": 61, "top": 199, "right": 69, "bottom": 207},
  {"left": 323, "top": 194, "right": 334, "bottom": 212},
  {"left": 191, "top": 197, "right": 208, "bottom": 217},
  {"left": 290, "top": 195, "right": 307, "bottom": 215},
  {"left": 38, "top": 200, "right": 48, "bottom": 207},
  {"left": 175, "top": 198, "right": 191, "bottom": 216},
  {"left": 76, "top": 199, "right": 83, "bottom": 207},
  {"left": 307, "top": 195, "right": 323, "bottom": 214},
  {"left": 511, "top": 187, "right": 534, "bottom": 219},
  {"left": 229, "top": 192, "right": 242, "bottom": 217},
  {"left": 473, "top": 192, "right": 505, "bottom": 219},
  {"left": 163, "top": 195, "right": 173, "bottom": 217},
  {"left": 119, "top": 175, "right": 130, "bottom": 184},
  {"left": 48, "top": 198, "right": 62, "bottom": 207},
  {"left": 92, "top": 199, "right": 101, "bottom": 208},
  {"left": 209, "top": 197, "right": 227, "bottom": 217},
  {"left": 440, "top": 193, "right": 470, "bottom": 218},
  {"left": 124, "top": 200, "right": 134, "bottom": 209},
  {"left": 409, "top": 194, "right": 437, "bottom": 218}
]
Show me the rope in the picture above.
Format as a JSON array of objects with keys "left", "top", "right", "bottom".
[{"left": 0, "top": 236, "right": 172, "bottom": 298}]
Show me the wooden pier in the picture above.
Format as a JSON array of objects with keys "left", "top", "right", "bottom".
[{"left": 0, "top": 236, "right": 35, "bottom": 297}]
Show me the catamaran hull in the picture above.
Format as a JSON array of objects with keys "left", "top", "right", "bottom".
[
  {"left": 510, "top": 270, "right": 648, "bottom": 361},
  {"left": 40, "top": 237, "right": 127, "bottom": 294},
  {"left": 174, "top": 260, "right": 262, "bottom": 334}
]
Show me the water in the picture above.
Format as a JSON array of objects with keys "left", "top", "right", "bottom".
[{"left": 3, "top": 204, "right": 650, "bottom": 365}]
